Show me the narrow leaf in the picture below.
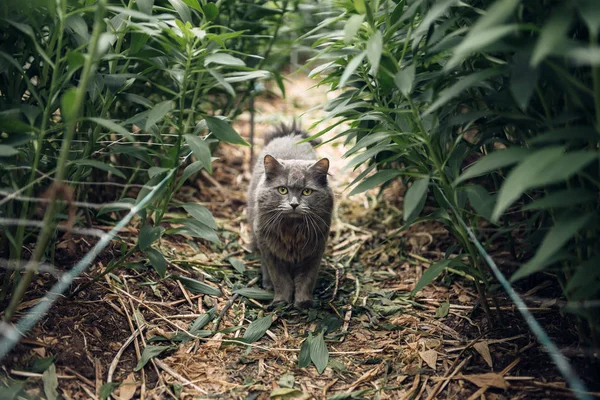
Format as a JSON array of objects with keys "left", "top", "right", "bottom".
[
  {"left": 454, "top": 147, "right": 531, "bottom": 185},
  {"left": 344, "top": 14, "right": 364, "bottom": 43},
  {"left": 228, "top": 257, "right": 246, "bottom": 273},
  {"left": 366, "top": 31, "right": 383, "bottom": 75},
  {"left": 298, "top": 336, "right": 312, "bottom": 368},
  {"left": 134, "top": 346, "right": 172, "bottom": 371},
  {"left": 88, "top": 117, "right": 132, "bottom": 140},
  {"left": 243, "top": 315, "right": 273, "bottom": 343},
  {"left": 309, "top": 332, "right": 329, "bottom": 374},
  {"left": 145, "top": 100, "right": 172, "bottom": 131},
  {"left": 349, "top": 169, "right": 402, "bottom": 196},
  {"left": 522, "top": 188, "right": 596, "bottom": 211},
  {"left": 60, "top": 88, "right": 78, "bottom": 122},
  {"left": 531, "top": 6, "right": 572, "bottom": 66},
  {"left": 204, "top": 53, "right": 245, "bottom": 67},
  {"left": 339, "top": 51, "right": 366, "bottom": 88},
  {"left": 233, "top": 287, "right": 274, "bottom": 300},
  {"left": 172, "top": 275, "right": 222, "bottom": 296},
  {"left": 403, "top": 177, "right": 429, "bottom": 222},
  {"left": 412, "top": 259, "right": 452, "bottom": 295},
  {"left": 138, "top": 224, "right": 163, "bottom": 250},
  {"left": 182, "top": 203, "right": 217, "bottom": 229},
  {"left": 72, "top": 159, "right": 126, "bottom": 179},
  {"left": 394, "top": 65, "right": 415, "bottom": 96},
  {"left": 42, "top": 364, "right": 58, "bottom": 400},
  {"left": 205, "top": 116, "right": 249, "bottom": 146},
  {"left": 512, "top": 213, "right": 592, "bottom": 281},
  {"left": 145, "top": 248, "right": 167, "bottom": 278}
]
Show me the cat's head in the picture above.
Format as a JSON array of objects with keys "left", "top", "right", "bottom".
[{"left": 258, "top": 155, "right": 332, "bottom": 218}]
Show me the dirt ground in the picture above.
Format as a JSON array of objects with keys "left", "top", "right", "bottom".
[{"left": 1, "top": 74, "right": 599, "bottom": 399}]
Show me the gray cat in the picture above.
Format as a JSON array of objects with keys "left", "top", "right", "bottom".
[{"left": 247, "top": 123, "right": 334, "bottom": 309}]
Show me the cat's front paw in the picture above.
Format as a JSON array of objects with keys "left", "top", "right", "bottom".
[{"left": 294, "top": 299, "right": 313, "bottom": 310}]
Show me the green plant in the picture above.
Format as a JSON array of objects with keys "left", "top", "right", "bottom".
[
  {"left": 0, "top": 0, "right": 285, "bottom": 318},
  {"left": 306, "top": 0, "right": 599, "bottom": 344}
]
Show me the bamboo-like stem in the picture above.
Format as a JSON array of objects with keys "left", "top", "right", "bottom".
[{"left": 4, "top": 0, "right": 107, "bottom": 321}]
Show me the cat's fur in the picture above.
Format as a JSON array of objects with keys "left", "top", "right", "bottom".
[{"left": 247, "top": 123, "right": 334, "bottom": 309}]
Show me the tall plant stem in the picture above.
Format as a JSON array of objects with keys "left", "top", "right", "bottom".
[
  {"left": 11, "top": 5, "right": 66, "bottom": 273},
  {"left": 4, "top": 0, "right": 107, "bottom": 321}
]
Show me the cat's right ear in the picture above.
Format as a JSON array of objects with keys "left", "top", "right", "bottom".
[{"left": 264, "top": 155, "right": 283, "bottom": 180}]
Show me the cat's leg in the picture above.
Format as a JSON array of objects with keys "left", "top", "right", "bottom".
[
  {"left": 261, "top": 261, "right": 273, "bottom": 290},
  {"left": 293, "top": 256, "right": 321, "bottom": 309},
  {"left": 263, "top": 252, "right": 294, "bottom": 305}
]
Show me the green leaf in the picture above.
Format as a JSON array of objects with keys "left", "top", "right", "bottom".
[
  {"left": 403, "top": 177, "right": 429, "bottom": 222},
  {"left": 527, "top": 126, "right": 598, "bottom": 144},
  {"left": 61, "top": 88, "right": 78, "bottom": 123},
  {"left": 424, "top": 68, "right": 505, "bottom": 116},
  {"left": 412, "top": 259, "right": 453, "bottom": 295},
  {"left": 565, "top": 256, "right": 600, "bottom": 298},
  {"left": 72, "top": 159, "right": 126, "bottom": 179},
  {"left": 522, "top": 189, "right": 596, "bottom": 211},
  {"left": 454, "top": 147, "right": 531, "bottom": 185},
  {"left": 340, "top": 51, "right": 366, "bottom": 88},
  {"left": 366, "top": 30, "right": 383, "bottom": 75},
  {"left": 205, "top": 116, "right": 249, "bottom": 146},
  {"left": 184, "top": 135, "right": 212, "bottom": 173},
  {"left": 577, "top": 0, "right": 600, "bottom": 37},
  {"left": 349, "top": 169, "right": 403, "bottom": 196},
  {"left": 394, "top": 65, "right": 415, "bottom": 96},
  {"left": 204, "top": 53, "right": 245, "bottom": 67},
  {"left": 510, "top": 52, "right": 539, "bottom": 111},
  {"left": 88, "top": 117, "right": 132, "bottom": 141},
  {"left": 298, "top": 336, "right": 312, "bottom": 368},
  {"left": 278, "top": 374, "right": 295, "bottom": 389},
  {"left": 99, "top": 382, "right": 118, "bottom": 400},
  {"left": 531, "top": 6, "right": 572, "bottom": 66},
  {"left": 435, "top": 300, "right": 450, "bottom": 318},
  {"left": 463, "top": 185, "right": 495, "bottom": 221},
  {"left": 270, "top": 388, "right": 304, "bottom": 398},
  {"left": 309, "top": 332, "right": 329, "bottom": 374},
  {"left": 243, "top": 315, "right": 273, "bottom": 343},
  {"left": 204, "top": 3, "right": 218, "bottom": 20},
  {"left": 353, "top": 0, "right": 366, "bottom": 14},
  {"left": 168, "top": 0, "right": 192, "bottom": 22},
  {"left": 148, "top": 167, "right": 170, "bottom": 179},
  {"left": 228, "top": 257, "right": 246, "bottom": 273},
  {"left": 189, "top": 308, "right": 215, "bottom": 333},
  {"left": 170, "top": 219, "right": 220, "bottom": 243},
  {"left": 511, "top": 213, "right": 593, "bottom": 281},
  {"left": 492, "top": 149, "right": 597, "bottom": 220},
  {"left": 233, "top": 287, "right": 274, "bottom": 300},
  {"left": 183, "top": 203, "right": 217, "bottom": 229},
  {"left": 137, "top": 0, "right": 154, "bottom": 14},
  {"left": 134, "top": 345, "right": 172, "bottom": 371},
  {"left": 181, "top": 0, "right": 201, "bottom": 12},
  {"left": 448, "top": 25, "right": 517, "bottom": 69},
  {"left": 42, "top": 364, "right": 58, "bottom": 400},
  {"left": 0, "top": 145, "right": 19, "bottom": 157},
  {"left": 145, "top": 248, "right": 167, "bottom": 278},
  {"left": 28, "top": 356, "right": 56, "bottom": 373},
  {"left": 180, "top": 161, "right": 204, "bottom": 185},
  {"left": 145, "top": 100, "right": 172, "bottom": 131},
  {"left": 344, "top": 14, "right": 364, "bottom": 44},
  {"left": 173, "top": 275, "right": 222, "bottom": 296},
  {"left": 139, "top": 224, "right": 163, "bottom": 251}
]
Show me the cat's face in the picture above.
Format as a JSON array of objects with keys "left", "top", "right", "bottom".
[{"left": 258, "top": 155, "right": 332, "bottom": 219}]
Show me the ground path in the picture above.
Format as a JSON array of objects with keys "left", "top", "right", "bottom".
[{"left": 4, "top": 75, "right": 586, "bottom": 399}]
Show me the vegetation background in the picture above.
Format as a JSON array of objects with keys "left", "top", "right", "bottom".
[{"left": 0, "top": 0, "right": 598, "bottom": 398}]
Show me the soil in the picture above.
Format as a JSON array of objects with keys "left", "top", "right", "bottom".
[{"left": 1, "top": 75, "right": 599, "bottom": 399}]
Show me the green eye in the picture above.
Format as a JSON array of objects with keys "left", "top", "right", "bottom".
[
  {"left": 278, "top": 186, "right": 288, "bottom": 195},
  {"left": 302, "top": 188, "right": 313, "bottom": 196}
]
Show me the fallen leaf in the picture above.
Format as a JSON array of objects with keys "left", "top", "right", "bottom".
[
  {"left": 474, "top": 341, "right": 493, "bottom": 368},
  {"left": 419, "top": 350, "right": 437, "bottom": 370},
  {"left": 117, "top": 373, "right": 138, "bottom": 400},
  {"left": 32, "top": 347, "right": 46, "bottom": 357},
  {"left": 462, "top": 373, "right": 508, "bottom": 389}
]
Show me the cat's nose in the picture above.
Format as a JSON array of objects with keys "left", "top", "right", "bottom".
[{"left": 290, "top": 198, "right": 299, "bottom": 209}]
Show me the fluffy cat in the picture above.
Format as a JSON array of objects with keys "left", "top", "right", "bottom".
[{"left": 247, "top": 123, "right": 334, "bottom": 309}]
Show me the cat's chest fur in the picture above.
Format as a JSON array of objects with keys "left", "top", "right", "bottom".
[{"left": 259, "top": 220, "right": 315, "bottom": 263}]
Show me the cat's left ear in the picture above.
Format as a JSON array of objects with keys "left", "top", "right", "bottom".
[
  {"left": 309, "top": 158, "right": 329, "bottom": 184},
  {"left": 264, "top": 154, "right": 283, "bottom": 180}
]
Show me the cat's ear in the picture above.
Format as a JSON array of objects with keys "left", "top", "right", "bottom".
[
  {"left": 309, "top": 158, "right": 329, "bottom": 184},
  {"left": 264, "top": 155, "right": 283, "bottom": 180}
]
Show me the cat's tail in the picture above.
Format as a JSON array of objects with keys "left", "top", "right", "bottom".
[{"left": 263, "top": 121, "right": 322, "bottom": 147}]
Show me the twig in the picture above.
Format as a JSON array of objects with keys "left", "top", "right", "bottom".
[
  {"left": 154, "top": 359, "right": 208, "bottom": 395},
  {"left": 213, "top": 277, "right": 258, "bottom": 332},
  {"left": 107, "top": 325, "right": 145, "bottom": 384}
]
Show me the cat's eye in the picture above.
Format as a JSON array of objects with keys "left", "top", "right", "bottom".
[
  {"left": 277, "top": 186, "right": 288, "bottom": 195},
  {"left": 302, "top": 188, "right": 313, "bottom": 196}
]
